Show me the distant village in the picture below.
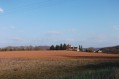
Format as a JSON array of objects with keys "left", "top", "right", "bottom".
[{"left": 50, "top": 44, "right": 103, "bottom": 53}]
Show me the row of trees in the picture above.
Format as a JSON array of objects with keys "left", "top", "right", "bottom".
[
  {"left": 50, "top": 43, "right": 84, "bottom": 51},
  {"left": 50, "top": 44, "right": 67, "bottom": 50},
  {"left": 0, "top": 44, "right": 84, "bottom": 52},
  {"left": 0, "top": 46, "right": 49, "bottom": 51},
  {"left": 85, "top": 48, "right": 96, "bottom": 52}
]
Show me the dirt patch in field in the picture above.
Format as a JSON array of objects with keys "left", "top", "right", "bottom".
[{"left": 0, "top": 51, "right": 119, "bottom": 60}]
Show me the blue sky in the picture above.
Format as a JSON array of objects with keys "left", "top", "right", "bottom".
[{"left": 0, "top": 0, "right": 119, "bottom": 47}]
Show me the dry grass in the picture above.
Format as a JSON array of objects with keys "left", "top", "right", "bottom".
[
  {"left": 0, "top": 51, "right": 119, "bottom": 79},
  {"left": 0, "top": 50, "right": 119, "bottom": 60},
  {"left": 0, "top": 58, "right": 119, "bottom": 79},
  {"left": 0, "top": 58, "right": 97, "bottom": 79}
]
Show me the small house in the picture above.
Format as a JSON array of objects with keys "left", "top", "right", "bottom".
[
  {"left": 96, "top": 50, "right": 102, "bottom": 53},
  {"left": 67, "top": 44, "right": 79, "bottom": 51}
]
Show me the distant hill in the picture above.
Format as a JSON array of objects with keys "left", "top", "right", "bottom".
[
  {"left": 100, "top": 45, "right": 119, "bottom": 54},
  {"left": 0, "top": 46, "right": 50, "bottom": 51},
  {"left": 36, "top": 46, "right": 50, "bottom": 50}
]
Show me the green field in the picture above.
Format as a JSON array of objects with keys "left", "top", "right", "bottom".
[{"left": 0, "top": 58, "right": 119, "bottom": 79}]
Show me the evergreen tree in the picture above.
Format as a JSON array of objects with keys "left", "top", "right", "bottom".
[
  {"left": 63, "top": 43, "right": 67, "bottom": 50},
  {"left": 55, "top": 45, "right": 60, "bottom": 50},
  {"left": 50, "top": 45, "right": 55, "bottom": 50},
  {"left": 80, "top": 45, "right": 83, "bottom": 51},
  {"left": 79, "top": 45, "right": 81, "bottom": 51},
  {"left": 60, "top": 44, "right": 63, "bottom": 50},
  {"left": 79, "top": 45, "right": 83, "bottom": 51}
]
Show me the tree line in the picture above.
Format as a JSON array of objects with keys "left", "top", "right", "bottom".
[
  {"left": 50, "top": 43, "right": 67, "bottom": 50},
  {"left": 50, "top": 43, "right": 83, "bottom": 51},
  {"left": 0, "top": 46, "right": 50, "bottom": 51},
  {"left": 0, "top": 44, "right": 84, "bottom": 52}
]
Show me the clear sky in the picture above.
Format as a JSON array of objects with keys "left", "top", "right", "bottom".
[{"left": 0, "top": 0, "right": 119, "bottom": 48}]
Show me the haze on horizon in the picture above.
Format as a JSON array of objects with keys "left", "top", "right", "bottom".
[{"left": 0, "top": 0, "right": 119, "bottom": 48}]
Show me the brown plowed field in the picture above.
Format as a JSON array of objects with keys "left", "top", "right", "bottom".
[{"left": 0, "top": 51, "right": 119, "bottom": 60}]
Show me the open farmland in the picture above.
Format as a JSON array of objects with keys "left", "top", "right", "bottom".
[
  {"left": 0, "top": 50, "right": 119, "bottom": 60},
  {"left": 0, "top": 51, "right": 119, "bottom": 79}
]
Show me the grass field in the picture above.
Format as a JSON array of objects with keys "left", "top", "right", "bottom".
[
  {"left": 0, "top": 51, "right": 119, "bottom": 79},
  {"left": 0, "top": 50, "right": 119, "bottom": 60}
]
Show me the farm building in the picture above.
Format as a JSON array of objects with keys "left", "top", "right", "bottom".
[
  {"left": 96, "top": 50, "right": 103, "bottom": 53},
  {"left": 67, "top": 44, "right": 79, "bottom": 51}
]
